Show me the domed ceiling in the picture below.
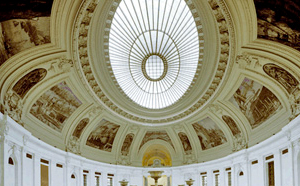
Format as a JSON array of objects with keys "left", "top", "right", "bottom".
[{"left": 0, "top": 0, "right": 300, "bottom": 166}]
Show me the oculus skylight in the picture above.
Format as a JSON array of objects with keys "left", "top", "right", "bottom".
[{"left": 109, "top": 0, "right": 200, "bottom": 109}]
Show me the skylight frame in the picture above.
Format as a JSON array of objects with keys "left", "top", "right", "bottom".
[{"left": 108, "top": 0, "right": 202, "bottom": 109}]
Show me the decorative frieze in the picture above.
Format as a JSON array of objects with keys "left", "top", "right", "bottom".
[{"left": 72, "top": 0, "right": 234, "bottom": 124}]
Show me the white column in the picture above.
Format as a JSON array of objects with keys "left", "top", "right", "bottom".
[
  {"left": 231, "top": 165, "right": 236, "bottom": 186},
  {"left": 256, "top": 157, "right": 264, "bottom": 186},
  {"left": 287, "top": 143, "right": 294, "bottom": 186},
  {"left": 2, "top": 140, "right": 9, "bottom": 186},
  {"left": 90, "top": 168, "right": 95, "bottom": 186},
  {"left": 274, "top": 150, "right": 281, "bottom": 186},
  {"left": 50, "top": 160, "right": 56, "bottom": 186},
  {"left": 33, "top": 153, "right": 41, "bottom": 186},
  {"left": 102, "top": 171, "right": 107, "bottom": 186},
  {"left": 207, "top": 170, "right": 213, "bottom": 186},
  {"left": 20, "top": 147, "right": 26, "bottom": 186},
  {"left": 219, "top": 169, "right": 224, "bottom": 186},
  {"left": 0, "top": 138, "right": 3, "bottom": 186},
  {"left": 293, "top": 139, "right": 300, "bottom": 186},
  {"left": 64, "top": 160, "right": 68, "bottom": 186}
]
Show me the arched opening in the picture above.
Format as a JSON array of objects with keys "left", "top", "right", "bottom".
[
  {"left": 70, "top": 173, "right": 77, "bottom": 186},
  {"left": 237, "top": 171, "right": 245, "bottom": 186},
  {"left": 142, "top": 144, "right": 172, "bottom": 167},
  {"left": 7, "top": 156, "right": 16, "bottom": 186},
  {"left": 8, "top": 157, "right": 14, "bottom": 165}
]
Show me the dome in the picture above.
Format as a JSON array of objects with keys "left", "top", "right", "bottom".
[
  {"left": 0, "top": 0, "right": 299, "bottom": 169},
  {"left": 108, "top": 0, "right": 200, "bottom": 109}
]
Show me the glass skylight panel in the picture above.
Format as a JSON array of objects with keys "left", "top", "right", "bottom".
[{"left": 109, "top": 0, "right": 200, "bottom": 109}]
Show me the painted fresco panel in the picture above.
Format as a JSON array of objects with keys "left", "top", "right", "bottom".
[
  {"left": 255, "top": 0, "right": 300, "bottom": 51},
  {"left": 178, "top": 132, "right": 192, "bottom": 154},
  {"left": 13, "top": 68, "right": 47, "bottom": 98},
  {"left": 222, "top": 115, "right": 241, "bottom": 136},
  {"left": 72, "top": 118, "right": 89, "bottom": 138},
  {"left": 230, "top": 78, "right": 281, "bottom": 129},
  {"left": 192, "top": 117, "right": 227, "bottom": 150},
  {"left": 121, "top": 133, "right": 135, "bottom": 156},
  {"left": 86, "top": 120, "right": 120, "bottom": 152},
  {"left": 139, "top": 131, "right": 174, "bottom": 150},
  {"left": 263, "top": 63, "right": 299, "bottom": 94},
  {"left": 0, "top": 17, "right": 50, "bottom": 66},
  {"left": 30, "top": 82, "right": 82, "bottom": 132}
]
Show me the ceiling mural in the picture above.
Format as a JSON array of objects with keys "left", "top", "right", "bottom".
[
  {"left": 1, "top": 0, "right": 298, "bottom": 166},
  {"left": 139, "top": 131, "right": 174, "bottom": 150},
  {"left": 30, "top": 81, "right": 82, "bottom": 132},
  {"left": 12, "top": 68, "right": 47, "bottom": 99},
  {"left": 192, "top": 117, "right": 227, "bottom": 150},
  {"left": 263, "top": 63, "right": 299, "bottom": 94},
  {"left": 178, "top": 132, "right": 193, "bottom": 154},
  {"left": 121, "top": 133, "right": 135, "bottom": 156},
  {"left": 0, "top": 17, "right": 50, "bottom": 66},
  {"left": 86, "top": 120, "right": 120, "bottom": 152},
  {"left": 0, "top": 1, "right": 53, "bottom": 21},
  {"left": 230, "top": 78, "right": 282, "bottom": 129},
  {"left": 222, "top": 115, "right": 241, "bottom": 136},
  {"left": 222, "top": 115, "right": 247, "bottom": 151},
  {"left": 72, "top": 118, "right": 89, "bottom": 139},
  {"left": 255, "top": 0, "right": 300, "bottom": 51}
]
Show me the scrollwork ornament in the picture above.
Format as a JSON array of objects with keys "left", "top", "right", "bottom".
[
  {"left": 117, "top": 155, "right": 131, "bottom": 165},
  {"left": 236, "top": 54, "right": 260, "bottom": 70},
  {"left": 66, "top": 136, "right": 81, "bottom": 155},
  {"left": 88, "top": 105, "right": 103, "bottom": 118},
  {"left": 58, "top": 58, "right": 74, "bottom": 73},
  {"left": 208, "top": 104, "right": 223, "bottom": 115},
  {"left": 183, "top": 153, "right": 197, "bottom": 165},
  {"left": 285, "top": 131, "right": 291, "bottom": 141},
  {"left": 23, "top": 135, "right": 30, "bottom": 146},
  {"left": 289, "top": 87, "right": 300, "bottom": 120},
  {"left": 4, "top": 91, "right": 23, "bottom": 126},
  {"left": 0, "top": 112, "right": 9, "bottom": 135},
  {"left": 232, "top": 135, "right": 247, "bottom": 152},
  {"left": 236, "top": 54, "right": 251, "bottom": 69}
]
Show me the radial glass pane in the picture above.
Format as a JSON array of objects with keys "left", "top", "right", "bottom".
[{"left": 109, "top": 0, "right": 200, "bottom": 109}]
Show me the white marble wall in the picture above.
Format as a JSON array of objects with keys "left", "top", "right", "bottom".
[{"left": 0, "top": 112, "right": 300, "bottom": 186}]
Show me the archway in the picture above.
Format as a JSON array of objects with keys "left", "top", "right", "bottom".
[{"left": 142, "top": 144, "right": 172, "bottom": 167}]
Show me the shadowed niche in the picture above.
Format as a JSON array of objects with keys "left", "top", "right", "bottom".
[
  {"left": 254, "top": 0, "right": 300, "bottom": 50},
  {"left": 0, "top": 0, "right": 54, "bottom": 22}
]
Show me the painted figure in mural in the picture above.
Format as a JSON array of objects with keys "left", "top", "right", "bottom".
[
  {"left": 0, "top": 17, "right": 51, "bottom": 65},
  {"left": 30, "top": 82, "right": 82, "bottom": 132},
  {"left": 255, "top": 0, "right": 300, "bottom": 51},
  {"left": 222, "top": 115, "right": 247, "bottom": 151},
  {"left": 222, "top": 115, "right": 241, "bottom": 136},
  {"left": 121, "top": 133, "right": 134, "bottom": 156},
  {"left": 139, "top": 131, "right": 174, "bottom": 150},
  {"left": 13, "top": 68, "right": 47, "bottom": 98},
  {"left": 263, "top": 63, "right": 299, "bottom": 94},
  {"left": 72, "top": 118, "right": 89, "bottom": 138},
  {"left": 230, "top": 78, "right": 282, "bottom": 129},
  {"left": 192, "top": 118, "right": 227, "bottom": 150},
  {"left": 86, "top": 120, "right": 120, "bottom": 152},
  {"left": 178, "top": 132, "right": 192, "bottom": 153}
]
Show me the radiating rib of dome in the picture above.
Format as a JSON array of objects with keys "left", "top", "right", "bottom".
[{"left": 109, "top": 0, "right": 200, "bottom": 109}]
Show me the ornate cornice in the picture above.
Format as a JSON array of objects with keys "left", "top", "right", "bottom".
[{"left": 72, "top": 0, "right": 235, "bottom": 124}]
